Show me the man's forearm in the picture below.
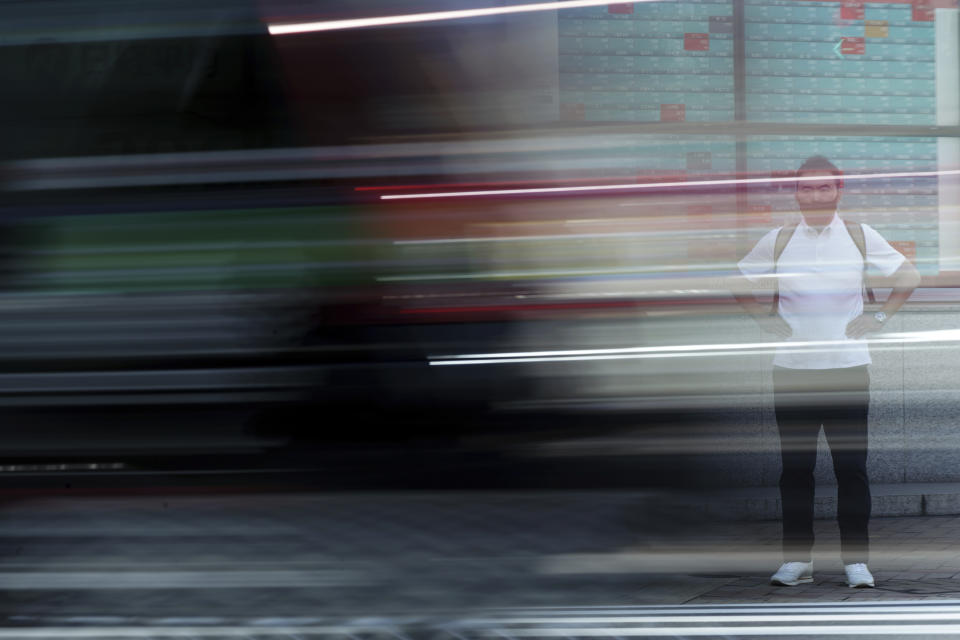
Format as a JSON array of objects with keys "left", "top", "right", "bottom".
[
  {"left": 732, "top": 290, "right": 792, "bottom": 337},
  {"left": 879, "top": 262, "right": 921, "bottom": 318}
]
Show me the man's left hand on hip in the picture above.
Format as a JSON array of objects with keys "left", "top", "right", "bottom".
[{"left": 845, "top": 314, "right": 884, "bottom": 339}]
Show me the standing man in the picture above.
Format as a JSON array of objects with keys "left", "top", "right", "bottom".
[{"left": 735, "top": 156, "right": 920, "bottom": 588}]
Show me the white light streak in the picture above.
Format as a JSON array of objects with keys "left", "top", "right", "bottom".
[
  {"left": 469, "top": 612, "right": 960, "bottom": 623},
  {"left": 268, "top": 0, "right": 650, "bottom": 35},
  {"left": 883, "top": 328, "right": 960, "bottom": 341},
  {"left": 382, "top": 169, "right": 960, "bottom": 200},
  {"left": 467, "top": 602, "right": 960, "bottom": 613},
  {"left": 429, "top": 328, "right": 960, "bottom": 365},
  {"left": 476, "top": 625, "right": 960, "bottom": 636},
  {"left": 442, "top": 340, "right": 794, "bottom": 359}
]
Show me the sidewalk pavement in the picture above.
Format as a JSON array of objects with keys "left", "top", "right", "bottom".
[
  {"left": 549, "top": 514, "right": 960, "bottom": 604},
  {"left": 1, "top": 485, "right": 960, "bottom": 622}
]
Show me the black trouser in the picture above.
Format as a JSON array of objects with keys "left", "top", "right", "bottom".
[{"left": 773, "top": 365, "right": 871, "bottom": 565}]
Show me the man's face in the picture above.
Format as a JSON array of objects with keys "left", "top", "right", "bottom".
[{"left": 795, "top": 171, "right": 841, "bottom": 214}]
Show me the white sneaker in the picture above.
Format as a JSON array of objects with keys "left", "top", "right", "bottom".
[
  {"left": 844, "top": 563, "right": 875, "bottom": 588},
  {"left": 770, "top": 561, "right": 813, "bottom": 586}
]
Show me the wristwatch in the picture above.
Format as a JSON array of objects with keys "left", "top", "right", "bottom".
[{"left": 874, "top": 311, "right": 888, "bottom": 325}]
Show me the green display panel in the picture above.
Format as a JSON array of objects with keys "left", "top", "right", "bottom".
[{"left": 745, "top": 0, "right": 943, "bottom": 274}]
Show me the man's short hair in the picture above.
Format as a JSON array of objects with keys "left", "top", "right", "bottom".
[{"left": 796, "top": 155, "right": 844, "bottom": 189}]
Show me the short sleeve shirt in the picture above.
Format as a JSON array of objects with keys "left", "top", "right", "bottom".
[{"left": 737, "top": 214, "right": 905, "bottom": 369}]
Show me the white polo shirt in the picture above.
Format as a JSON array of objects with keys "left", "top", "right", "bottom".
[{"left": 738, "top": 214, "right": 905, "bottom": 370}]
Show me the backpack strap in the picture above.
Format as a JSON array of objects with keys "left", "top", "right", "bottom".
[
  {"left": 771, "top": 222, "right": 798, "bottom": 315},
  {"left": 844, "top": 220, "right": 876, "bottom": 304}
]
